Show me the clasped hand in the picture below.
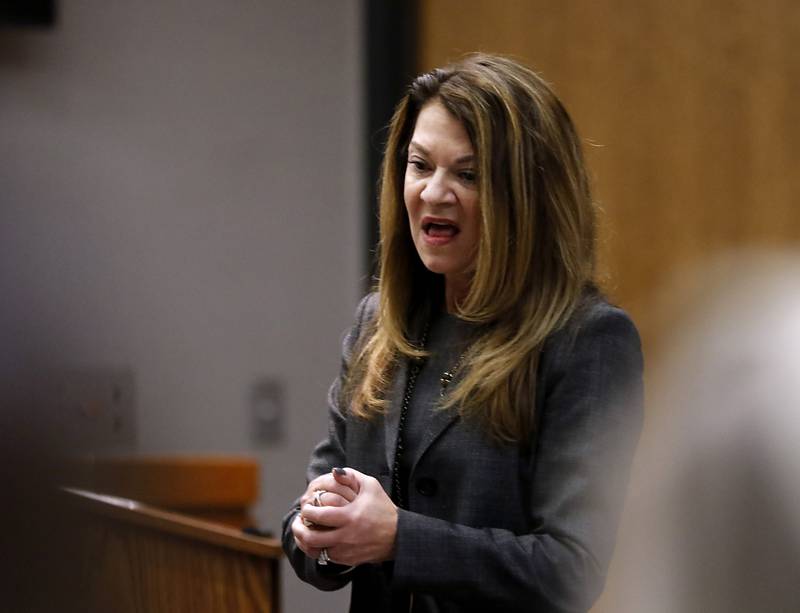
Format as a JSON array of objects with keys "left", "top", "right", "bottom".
[{"left": 292, "top": 467, "right": 398, "bottom": 566}]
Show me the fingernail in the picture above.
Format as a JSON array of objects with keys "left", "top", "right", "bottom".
[{"left": 333, "top": 467, "right": 346, "bottom": 476}]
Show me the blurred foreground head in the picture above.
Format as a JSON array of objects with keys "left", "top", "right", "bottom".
[{"left": 611, "top": 251, "right": 800, "bottom": 612}]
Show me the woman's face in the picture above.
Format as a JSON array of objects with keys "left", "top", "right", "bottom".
[{"left": 404, "top": 100, "right": 481, "bottom": 302}]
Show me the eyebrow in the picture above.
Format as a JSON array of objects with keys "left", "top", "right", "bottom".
[{"left": 408, "top": 141, "right": 475, "bottom": 164}]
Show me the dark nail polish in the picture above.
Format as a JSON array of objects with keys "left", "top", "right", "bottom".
[{"left": 333, "top": 467, "right": 346, "bottom": 476}]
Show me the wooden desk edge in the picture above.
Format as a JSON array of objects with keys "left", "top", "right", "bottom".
[{"left": 62, "top": 486, "right": 283, "bottom": 558}]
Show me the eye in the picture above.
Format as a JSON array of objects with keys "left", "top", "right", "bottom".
[
  {"left": 407, "top": 158, "right": 428, "bottom": 173},
  {"left": 458, "top": 169, "right": 477, "bottom": 184}
]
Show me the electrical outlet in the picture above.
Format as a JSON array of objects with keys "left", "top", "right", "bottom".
[
  {"left": 44, "top": 369, "right": 137, "bottom": 452},
  {"left": 251, "top": 376, "right": 285, "bottom": 444}
]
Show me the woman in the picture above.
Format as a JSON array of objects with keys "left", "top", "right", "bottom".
[{"left": 283, "top": 54, "right": 643, "bottom": 613}]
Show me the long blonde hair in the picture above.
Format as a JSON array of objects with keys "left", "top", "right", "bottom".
[{"left": 349, "top": 54, "right": 597, "bottom": 442}]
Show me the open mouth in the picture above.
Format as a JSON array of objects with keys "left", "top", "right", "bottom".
[{"left": 423, "top": 221, "right": 460, "bottom": 238}]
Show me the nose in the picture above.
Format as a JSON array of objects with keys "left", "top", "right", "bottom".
[{"left": 420, "top": 170, "right": 456, "bottom": 206}]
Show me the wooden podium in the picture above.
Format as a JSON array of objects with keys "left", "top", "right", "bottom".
[
  {"left": 65, "top": 487, "right": 282, "bottom": 613},
  {"left": 72, "top": 454, "right": 261, "bottom": 528}
]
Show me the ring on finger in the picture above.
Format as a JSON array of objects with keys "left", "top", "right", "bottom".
[
  {"left": 313, "top": 489, "right": 326, "bottom": 507},
  {"left": 318, "top": 547, "right": 330, "bottom": 565}
]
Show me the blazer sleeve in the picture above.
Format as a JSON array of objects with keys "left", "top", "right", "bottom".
[
  {"left": 281, "top": 293, "right": 377, "bottom": 591},
  {"left": 391, "top": 303, "right": 644, "bottom": 613}
]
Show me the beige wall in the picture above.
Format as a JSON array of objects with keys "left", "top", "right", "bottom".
[
  {"left": 418, "top": 0, "right": 800, "bottom": 351},
  {"left": 0, "top": 2, "right": 362, "bottom": 611}
]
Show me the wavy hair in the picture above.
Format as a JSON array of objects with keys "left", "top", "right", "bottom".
[{"left": 348, "top": 53, "right": 597, "bottom": 442}]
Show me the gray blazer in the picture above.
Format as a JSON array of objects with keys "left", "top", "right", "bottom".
[{"left": 282, "top": 292, "right": 643, "bottom": 613}]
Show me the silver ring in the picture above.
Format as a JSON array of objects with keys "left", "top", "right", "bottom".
[{"left": 313, "top": 489, "right": 326, "bottom": 507}]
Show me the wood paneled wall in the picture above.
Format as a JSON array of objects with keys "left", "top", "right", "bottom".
[{"left": 417, "top": 0, "right": 800, "bottom": 349}]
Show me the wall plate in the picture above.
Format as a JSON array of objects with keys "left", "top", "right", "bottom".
[{"left": 42, "top": 369, "right": 137, "bottom": 453}]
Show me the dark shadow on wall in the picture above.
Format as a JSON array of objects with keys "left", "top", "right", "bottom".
[{"left": 364, "top": 0, "right": 418, "bottom": 286}]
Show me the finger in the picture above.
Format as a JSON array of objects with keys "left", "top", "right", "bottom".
[
  {"left": 299, "top": 501, "right": 342, "bottom": 530},
  {"left": 303, "top": 474, "right": 338, "bottom": 499},
  {"left": 299, "top": 522, "right": 346, "bottom": 550},
  {"left": 294, "top": 534, "right": 322, "bottom": 560},
  {"left": 301, "top": 485, "right": 355, "bottom": 509},
  {"left": 301, "top": 502, "right": 351, "bottom": 529},
  {"left": 302, "top": 475, "right": 357, "bottom": 505},
  {"left": 303, "top": 546, "right": 322, "bottom": 559},
  {"left": 293, "top": 515, "right": 327, "bottom": 550},
  {"left": 332, "top": 466, "right": 363, "bottom": 494},
  {"left": 300, "top": 480, "right": 327, "bottom": 507},
  {"left": 319, "top": 481, "right": 357, "bottom": 503},
  {"left": 316, "top": 491, "right": 350, "bottom": 507},
  {"left": 291, "top": 515, "right": 319, "bottom": 557}
]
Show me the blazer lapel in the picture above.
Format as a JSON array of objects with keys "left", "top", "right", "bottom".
[
  {"left": 385, "top": 357, "right": 462, "bottom": 475},
  {"left": 385, "top": 306, "right": 465, "bottom": 475},
  {"left": 410, "top": 403, "right": 459, "bottom": 474}
]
